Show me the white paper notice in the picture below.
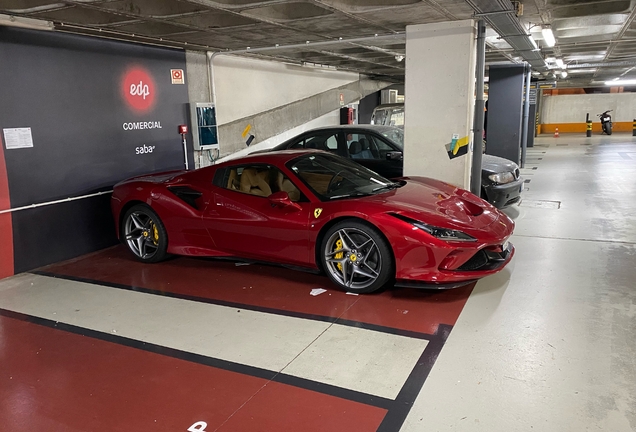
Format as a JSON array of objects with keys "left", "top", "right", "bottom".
[{"left": 3, "top": 128, "right": 34, "bottom": 149}]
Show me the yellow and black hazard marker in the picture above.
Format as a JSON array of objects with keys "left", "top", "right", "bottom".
[{"left": 445, "top": 135, "right": 470, "bottom": 160}]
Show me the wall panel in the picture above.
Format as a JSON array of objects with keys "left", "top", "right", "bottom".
[{"left": 0, "top": 26, "right": 190, "bottom": 276}]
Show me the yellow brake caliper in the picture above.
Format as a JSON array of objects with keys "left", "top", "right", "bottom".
[
  {"left": 334, "top": 239, "right": 343, "bottom": 272},
  {"left": 151, "top": 222, "right": 159, "bottom": 245}
]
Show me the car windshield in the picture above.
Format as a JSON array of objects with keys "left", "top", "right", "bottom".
[
  {"left": 381, "top": 127, "right": 404, "bottom": 150},
  {"left": 288, "top": 153, "right": 399, "bottom": 201}
]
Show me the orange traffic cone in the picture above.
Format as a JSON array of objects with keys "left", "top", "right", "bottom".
[{"left": 554, "top": 127, "right": 560, "bottom": 138}]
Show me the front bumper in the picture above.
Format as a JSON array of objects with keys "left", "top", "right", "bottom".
[
  {"left": 394, "top": 238, "right": 515, "bottom": 286},
  {"left": 484, "top": 178, "right": 523, "bottom": 208}
]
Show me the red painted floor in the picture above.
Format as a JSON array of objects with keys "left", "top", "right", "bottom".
[
  {"left": 1, "top": 246, "right": 476, "bottom": 431},
  {"left": 41, "top": 246, "right": 474, "bottom": 335},
  {"left": 0, "top": 315, "right": 387, "bottom": 432}
]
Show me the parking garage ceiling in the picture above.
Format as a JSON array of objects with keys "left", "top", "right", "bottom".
[{"left": 2, "top": 0, "right": 636, "bottom": 87}]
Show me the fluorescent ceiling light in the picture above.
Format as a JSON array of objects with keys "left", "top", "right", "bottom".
[
  {"left": 604, "top": 79, "right": 636, "bottom": 86},
  {"left": 546, "top": 57, "right": 556, "bottom": 63},
  {"left": 0, "top": 14, "right": 53, "bottom": 30},
  {"left": 542, "top": 26, "right": 556, "bottom": 47},
  {"left": 555, "top": 58, "right": 565, "bottom": 68}
]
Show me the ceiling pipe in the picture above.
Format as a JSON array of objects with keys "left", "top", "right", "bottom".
[
  {"left": 211, "top": 33, "right": 405, "bottom": 56},
  {"left": 465, "top": 0, "right": 548, "bottom": 71},
  {"left": 568, "top": 60, "right": 636, "bottom": 69}
]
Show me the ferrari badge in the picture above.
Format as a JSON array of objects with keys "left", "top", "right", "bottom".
[{"left": 314, "top": 208, "right": 323, "bottom": 218}]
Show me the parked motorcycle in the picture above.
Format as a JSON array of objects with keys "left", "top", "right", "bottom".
[{"left": 598, "top": 110, "right": 613, "bottom": 135}]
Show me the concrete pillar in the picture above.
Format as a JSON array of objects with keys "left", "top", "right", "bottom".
[
  {"left": 486, "top": 64, "right": 525, "bottom": 163},
  {"left": 404, "top": 20, "right": 477, "bottom": 189},
  {"left": 185, "top": 50, "right": 212, "bottom": 169}
]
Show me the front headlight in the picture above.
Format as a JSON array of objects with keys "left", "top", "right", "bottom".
[
  {"left": 412, "top": 221, "right": 476, "bottom": 242},
  {"left": 488, "top": 172, "right": 515, "bottom": 184}
]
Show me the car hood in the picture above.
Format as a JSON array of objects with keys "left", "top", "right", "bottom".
[
  {"left": 481, "top": 154, "right": 518, "bottom": 173},
  {"left": 358, "top": 177, "right": 501, "bottom": 231}
]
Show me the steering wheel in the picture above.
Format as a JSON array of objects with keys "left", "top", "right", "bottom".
[{"left": 327, "top": 171, "right": 345, "bottom": 194}]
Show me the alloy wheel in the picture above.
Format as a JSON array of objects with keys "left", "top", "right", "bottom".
[
  {"left": 124, "top": 211, "right": 160, "bottom": 260},
  {"left": 324, "top": 227, "right": 382, "bottom": 290}
]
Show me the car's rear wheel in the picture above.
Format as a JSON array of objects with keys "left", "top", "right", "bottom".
[
  {"left": 122, "top": 204, "right": 168, "bottom": 263},
  {"left": 320, "top": 220, "right": 393, "bottom": 293}
]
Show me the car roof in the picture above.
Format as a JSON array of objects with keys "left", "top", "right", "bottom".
[{"left": 294, "top": 124, "right": 402, "bottom": 134}]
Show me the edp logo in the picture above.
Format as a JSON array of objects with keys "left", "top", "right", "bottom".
[
  {"left": 130, "top": 81, "right": 150, "bottom": 100},
  {"left": 121, "top": 66, "right": 155, "bottom": 112}
]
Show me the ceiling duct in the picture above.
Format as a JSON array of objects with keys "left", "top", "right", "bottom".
[
  {"left": 568, "top": 60, "right": 636, "bottom": 69},
  {"left": 465, "top": 0, "right": 547, "bottom": 71}
]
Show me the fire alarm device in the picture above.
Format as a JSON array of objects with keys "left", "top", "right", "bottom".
[{"left": 178, "top": 125, "right": 188, "bottom": 134}]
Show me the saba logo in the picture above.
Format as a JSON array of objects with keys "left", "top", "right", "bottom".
[{"left": 121, "top": 66, "right": 156, "bottom": 112}]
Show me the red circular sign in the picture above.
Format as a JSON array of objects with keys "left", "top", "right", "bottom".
[{"left": 121, "top": 66, "right": 156, "bottom": 113}]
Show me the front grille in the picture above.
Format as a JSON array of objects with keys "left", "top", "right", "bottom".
[
  {"left": 457, "top": 247, "right": 511, "bottom": 272},
  {"left": 458, "top": 250, "right": 488, "bottom": 271}
]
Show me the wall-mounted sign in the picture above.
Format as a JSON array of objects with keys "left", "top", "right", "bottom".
[
  {"left": 446, "top": 134, "right": 469, "bottom": 159},
  {"left": 171, "top": 69, "right": 184, "bottom": 84},
  {"left": 3, "top": 127, "right": 33, "bottom": 149},
  {"left": 121, "top": 66, "right": 156, "bottom": 113},
  {"left": 537, "top": 81, "right": 557, "bottom": 89}
]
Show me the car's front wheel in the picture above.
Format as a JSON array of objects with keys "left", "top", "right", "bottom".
[
  {"left": 121, "top": 204, "right": 168, "bottom": 263},
  {"left": 320, "top": 220, "right": 393, "bottom": 293}
]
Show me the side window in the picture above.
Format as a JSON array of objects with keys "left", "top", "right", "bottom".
[
  {"left": 346, "top": 133, "right": 384, "bottom": 160},
  {"left": 369, "top": 136, "right": 396, "bottom": 160},
  {"left": 389, "top": 108, "right": 405, "bottom": 126},
  {"left": 220, "top": 165, "right": 273, "bottom": 197},
  {"left": 289, "top": 138, "right": 306, "bottom": 149},
  {"left": 325, "top": 135, "right": 338, "bottom": 151},
  {"left": 302, "top": 132, "right": 339, "bottom": 153},
  {"left": 219, "top": 164, "right": 304, "bottom": 202}
]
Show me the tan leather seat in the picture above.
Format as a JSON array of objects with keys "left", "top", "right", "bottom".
[
  {"left": 226, "top": 169, "right": 240, "bottom": 190},
  {"left": 277, "top": 172, "right": 301, "bottom": 202},
  {"left": 240, "top": 168, "right": 272, "bottom": 196}
]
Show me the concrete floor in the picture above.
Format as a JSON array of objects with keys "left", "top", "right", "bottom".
[
  {"left": 0, "top": 133, "right": 635, "bottom": 431},
  {"left": 404, "top": 133, "right": 636, "bottom": 431}
]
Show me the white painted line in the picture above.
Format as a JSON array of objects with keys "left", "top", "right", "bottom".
[
  {"left": 283, "top": 324, "right": 428, "bottom": 399},
  {"left": 0, "top": 274, "right": 426, "bottom": 399}
]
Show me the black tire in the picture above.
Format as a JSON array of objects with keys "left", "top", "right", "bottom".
[
  {"left": 121, "top": 204, "right": 169, "bottom": 263},
  {"left": 603, "top": 122, "right": 612, "bottom": 135},
  {"left": 320, "top": 219, "right": 393, "bottom": 293}
]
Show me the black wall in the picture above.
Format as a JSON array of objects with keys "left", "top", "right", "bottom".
[
  {"left": 0, "top": 26, "right": 191, "bottom": 273},
  {"left": 358, "top": 91, "right": 380, "bottom": 124}
]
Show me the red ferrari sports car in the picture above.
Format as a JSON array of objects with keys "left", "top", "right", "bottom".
[{"left": 111, "top": 150, "right": 514, "bottom": 293}]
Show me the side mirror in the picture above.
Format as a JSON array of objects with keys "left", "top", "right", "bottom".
[
  {"left": 386, "top": 151, "right": 403, "bottom": 161},
  {"left": 268, "top": 191, "right": 302, "bottom": 212}
]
